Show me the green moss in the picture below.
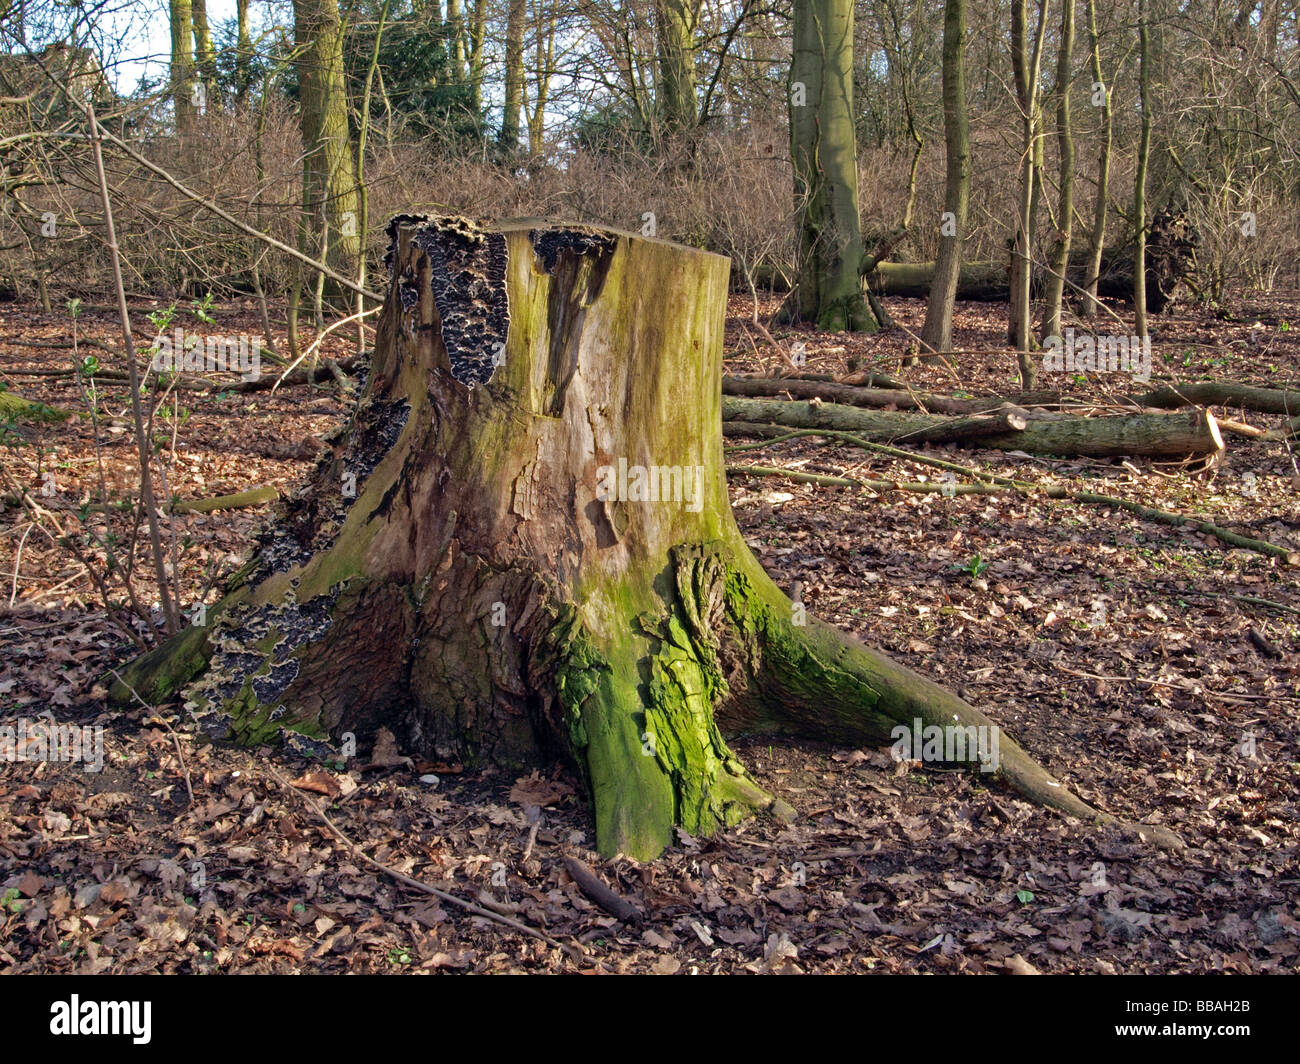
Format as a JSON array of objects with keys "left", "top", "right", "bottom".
[
  {"left": 0, "top": 390, "right": 70, "bottom": 422},
  {"left": 105, "top": 587, "right": 251, "bottom": 708},
  {"left": 722, "top": 553, "right": 897, "bottom": 742},
  {"left": 640, "top": 609, "right": 766, "bottom": 836}
]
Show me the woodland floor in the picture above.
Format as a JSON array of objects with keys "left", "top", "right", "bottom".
[{"left": 1, "top": 292, "right": 1297, "bottom": 974}]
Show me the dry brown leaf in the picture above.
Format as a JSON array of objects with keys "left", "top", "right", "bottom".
[
  {"left": 290, "top": 771, "right": 342, "bottom": 798},
  {"left": 509, "top": 770, "right": 574, "bottom": 808}
]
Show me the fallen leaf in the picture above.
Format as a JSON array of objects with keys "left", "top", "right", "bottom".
[
  {"left": 509, "top": 770, "right": 573, "bottom": 808},
  {"left": 1002, "top": 953, "right": 1040, "bottom": 975},
  {"left": 291, "top": 771, "right": 342, "bottom": 798}
]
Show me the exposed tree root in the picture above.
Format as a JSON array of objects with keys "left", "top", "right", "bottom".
[{"left": 703, "top": 544, "right": 1185, "bottom": 850}]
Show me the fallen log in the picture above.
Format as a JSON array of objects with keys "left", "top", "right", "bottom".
[
  {"left": 863, "top": 255, "right": 1158, "bottom": 306},
  {"left": 1134, "top": 381, "right": 1300, "bottom": 416},
  {"left": 723, "top": 374, "right": 1060, "bottom": 415},
  {"left": 866, "top": 260, "right": 1009, "bottom": 301},
  {"left": 0, "top": 389, "right": 70, "bottom": 422},
  {"left": 721, "top": 396, "right": 1224, "bottom": 458},
  {"left": 865, "top": 207, "right": 1198, "bottom": 313}
]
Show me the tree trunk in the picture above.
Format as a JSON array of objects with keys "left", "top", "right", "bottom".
[
  {"left": 1134, "top": 381, "right": 1300, "bottom": 415},
  {"left": 787, "top": 0, "right": 875, "bottom": 332},
  {"left": 919, "top": 0, "right": 970, "bottom": 355},
  {"left": 1040, "top": 0, "right": 1075, "bottom": 341},
  {"left": 467, "top": 0, "right": 488, "bottom": 118},
  {"left": 169, "top": 0, "right": 196, "bottom": 134},
  {"left": 294, "top": 0, "right": 362, "bottom": 294},
  {"left": 656, "top": 0, "right": 698, "bottom": 132},
  {"left": 866, "top": 234, "right": 1191, "bottom": 309},
  {"left": 192, "top": 0, "right": 218, "bottom": 100},
  {"left": 447, "top": 0, "right": 468, "bottom": 82},
  {"left": 1009, "top": 0, "right": 1051, "bottom": 383},
  {"left": 235, "top": 0, "right": 254, "bottom": 104},
  {"left": 724, "top": 375, "right": 1065, "bottom": 415},
  {"left": 499, "top": 0, "right": 526, "bottom": 154},
  {"left": 110, "top": 217, "right": 1178, "bottom": 859},
  {"left": 526, "top": 0, "right": 556, "bottom": 157},
  {"left": 1080, "top": 0, "right": 1109, "bottom": 319},
  {"left": 1133, "top": 0, "right": 1152, "bottom": 340},
  {"left": 869, "top": 260, "right": 1009, "bottom": 300}
]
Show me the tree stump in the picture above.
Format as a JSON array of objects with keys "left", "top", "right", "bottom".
[{"left": 111, "top": 216, "right": 1179, "bottom": 858}]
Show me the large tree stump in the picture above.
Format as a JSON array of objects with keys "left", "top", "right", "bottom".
[{"left": 110, "top": 216, "right": 1179, "bottom": 858}]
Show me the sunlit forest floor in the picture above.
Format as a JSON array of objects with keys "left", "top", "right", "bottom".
[{"left": 1, "top": 291, "right": 1297, "bottom": 973}]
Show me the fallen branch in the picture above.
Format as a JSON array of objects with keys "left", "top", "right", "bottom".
[
  {"left": 725, "top": 432, "right": 1298, "bottom": 565},
  {"left": 1136, "top": 381, "right": 1300, "bottom": 416},
  {"left": 560, "top": 855, "right": 643, "bottom": 924},
  {"left": 722, "top": 396, "right": 1224, "bottom": 458},
  {"left": 0, "top": 389, "right": 70, "bottom": 421},
  {"left": 171, "top": 485, "right": 279, "bottom": 514},
  {"left": 263, "top": 762, "right": 583, "bottom": 962}
]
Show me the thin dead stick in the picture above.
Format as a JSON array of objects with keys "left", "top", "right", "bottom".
[
  {"left": 272, "top": 306, "right": 380, "bottom": 393},
  {"left": 1055, "top": 665, "right": 1295, "bottom": 703},
  {"left": 105, "top": 668, "right": 195, "bottom": 805},
  {"left": 9, "top": 522, "right": 34, "bottom": 606},
  {"left": 1161, "top": 588, "right": 1300, "bottom": 617},
  {"left": 86, "top": 105, "right": 179, "bottom": 634},
  {"left": 521, "top": 811, "right": 542, "bottom": 862},
  {"left": 261, "top": 762, "right": 583, "bottom": 962},
  {"left": 725, "top": 430, "right": 1300, "bottom": 565}
]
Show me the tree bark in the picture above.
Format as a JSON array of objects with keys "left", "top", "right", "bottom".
[
  {"left": 1040, "top": 0, "right": 1075, "bottom": 341},
  {"left": 169, "top": 0, "right": 196, "bottom": 134},
  {"left": 294, "top": 0, "right": 362, "bottom": 293},
  {"left": 500, "top": 0, "right": 526, "bottom": 153},
  {"left": 1133, "top": 0, "right": 1151, "bottom": 339},
  {"left": 1134, "top": 381, "right": 1300, "bottom": 415},
  {"left": 919, "top": 0, "right": 970, "bottom": 355},
  {"left": 866, "top": 238, "right": 1191, "bottom": 308},
  {"left": 723, "top": 374, "right": 1064, "bottom": 415},
  {"left": 656, "top": 0, "right": 699, "bottom": 131},
  {"left": 1009, "top": 0, "right": 1051, "bottom": 382},
  {"left": 110, "top": 217, "right": 1178, "bottom": 859},
  {"left": 787, "top": 0, "right": 875, "bottom": 332},
  {"left": 192, "top": 0, "right": 218, "bottom": 100},
  {"left": 1080, "top": 0, "right": 1109, "bottom": 319},
  {"left": 869, "top": 259, "right": 1010, "bottom": 300},
  {"left": 235, "top": 0, "right": 254, "bottom": 104}
]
